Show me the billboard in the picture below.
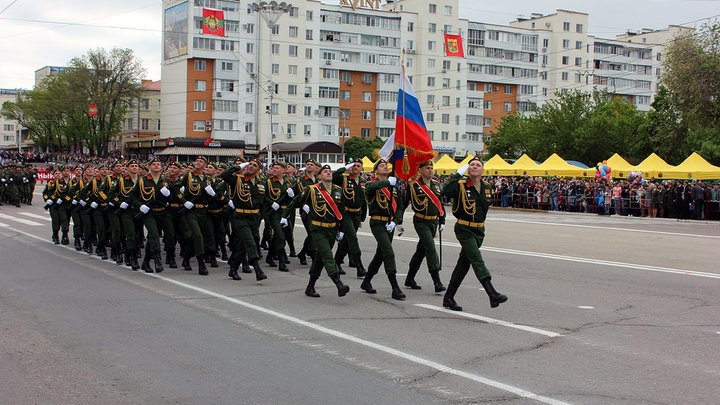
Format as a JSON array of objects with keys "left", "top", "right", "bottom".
[{"left": 163, "top": 2, "right": 189, "bottom": 61}]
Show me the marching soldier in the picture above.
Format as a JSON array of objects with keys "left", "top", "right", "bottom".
[
  {"left": 361, "top": 160, "right": 406, "bottom": 300},
  {"left": 67, "top": 165, "right": 86, "bottom": 251},
  {"left": 219, "top": 158, "right": 267, "bottom": 281},
  {"left": 293, "top": 159, "right": 319, "bottom": 265},
  {"left": 440, "top": 158, "right": 508, "bottom": 311},
  {"left": 163, "top": 162, "right": 185, "bottom": 269},
  {"left": 282, "top": 163, "right": 299, "bottom": 258},
  {"left": 402, "top": 160, "right": 446, "bottom": 292},
  {"left": 332, "top": 158, "right": 368, "bottom": 277},
  {"left": 282, "top": 165, "right": 350, "bottom": 298},
  {"left": 82, "top": 163, "right": 109, "bottom": 259},
  {"left": 78, "top": 166, "right": 96, "bottom": 254},
  {"left": 177, "top": 156, "right": 217, "bottom": 275},
  {"left": 102, "top": 161, "right": 125, "bottom": 264},
  {"left": 205, "top": 163, "right": 228, "bottom": 265},
  {"left": 109, "top": 160, "right": 141, "bottom": 270},
  {"left": 42, "top": 167, "right": 70, "bottom": 244},
  {"left": 264, "top": 162, "right": 293, "bottom": 272}
]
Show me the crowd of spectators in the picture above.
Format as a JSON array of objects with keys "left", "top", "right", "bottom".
[{"left": 0, "top": 150, "right": 122, "bottom": 165}]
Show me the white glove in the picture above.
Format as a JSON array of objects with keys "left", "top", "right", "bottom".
[
  {"left": 72, "top": 199, "right": 78, "bottom": 205},
  {"left": 184, "top": 201, "right": 194, "bottom": 210},
  {"left": 280, "top": 218, "right": 289, "bottom": 227},
  {"left": 45, "top": 199, "right": 53, "bottom": 206},
  {"left": 180, "top": 186, "right": 185, "bottom": 193},
  {"left": 140, "top": 204, "right": 150, "bottom": 214},
  {"left": 271, "top": 202, "right": 280, "bottom": 211},
  {"left": 108, "top": 201, "right": 114, "bottom": 207},
  {"left": 56, "top": 198, "right": 63, "bottom": 205},
  {"left": 302, "top": 204, "right": 310, "bottom": 214},
  {"left": 336, "top": 231, "right": 344, "bottom": 241},
  {"left": 439, "top": 224, "right": 445, "bottom": 232},
  {"left": 239, "top": 162, "right": 250, "bottom": 170},
  {"left": 345, "top": 163, "right": 354, "bottom": 170},
  {"left": 160, "top": 186, "right": 170, "bottom": 197},
  {"left": 457, "top": 164, "right": 469, "bottom": 176},
  {"left": 204, "top": 184, "right": 216, "bottom": 197},
  {"left": 386, "top": 221, "right": 396, "bottom": 233},
  {"left": 397, "top": 225, "right": 405, "bottom": 235},
  {"left": 228, "top": 200, "right": 235, "bottom": 209},
  {"left": 286, "top": 188, "right": 295, "bottom": 198},
  {"left": 90, "top": 201, "right": 98, "bottom": 209},
  {"left": 387, "top": 176, "right": 397, "bottom": 186},
  {"left": 80, "top": 200, "right": 87, "bottom": 207},
  {"left": 120, "top": 202, "right": 129, "bottom": 209}
]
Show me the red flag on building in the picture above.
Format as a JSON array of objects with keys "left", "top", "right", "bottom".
[
  {"left": 87, "top": 104, "right": 98, "bottom": 117},
  {"left": 202, "top": 8, "right": 225, "bottom": 37},
  {"left": 444, "top": 33, "right": 465, "bottom": 58}
]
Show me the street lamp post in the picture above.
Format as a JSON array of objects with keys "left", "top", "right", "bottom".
[
  {"left": 251, "top": 1, "right": 293, "bottom": 165},
  {"left": 338, "top": 109, "right": 347, "bottom": 162}
]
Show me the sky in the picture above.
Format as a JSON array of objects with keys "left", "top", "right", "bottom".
[{"left": 0, "top": 0, "right": 718, "bottom": 89}]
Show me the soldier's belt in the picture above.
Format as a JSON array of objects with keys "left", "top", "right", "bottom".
[
  {"left": 235, "top": 208, "right": 259, "bottom": 214},
  {"left": 344, "top": 207, "right": 361, "bottom": 213},
  {"left": 194, "top": 204, "right": 206, "bottom": 208},
  {"left": 457, "top": 219, "right": 484, "bottom": 228},
  {"left": 311, "top": 220, "right": 336, "bottom": 228},
  {"left": 100, "top": 203, "right": 107, "bottom": 207},
  {"left": 370, "top": 215, "right": 391, "bottom": 222},
  {"left": 152, "top": 207, "right": 166, "bottom": 212},
  {"left": 169, "top": 203, "right": 180, "bottom": 208},
  {"left": 414, "top": 213, "right": 438, "bottom": 220},
  {"left": 208, "top": 208, "right": 222, "bottom": 214},
  {"left": 281, "top": 205, "right": 288, "bottom": 209}
]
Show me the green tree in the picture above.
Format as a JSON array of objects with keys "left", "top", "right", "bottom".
[{"left": 342, "top": 136, "right": 385, "bottom": 161}]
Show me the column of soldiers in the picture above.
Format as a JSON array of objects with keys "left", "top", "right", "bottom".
[
  {"left": 37, "top": 155, "right": 507, "bottom": 311},
  {"left": 0, "top": 163, "right": 37, "bottom": 207}
]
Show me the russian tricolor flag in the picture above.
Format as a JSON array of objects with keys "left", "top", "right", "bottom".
[{"left": 379, "top": 67, "right": 435, "bottom": 180}]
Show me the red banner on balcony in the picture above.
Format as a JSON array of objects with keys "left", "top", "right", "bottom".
[
  {"left": 444, "top": 33, "right": 465, "bottom": 58},
  {"left": 202, "top": 8, "right": 225, "bottom": 37}
]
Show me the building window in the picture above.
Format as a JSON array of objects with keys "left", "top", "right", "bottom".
[
  {"left": 288, "top": 84, "right": 297, "bottom": 95},
  {"left": 306, "top": 29, "right": 313, "bottom": 40},
  {"left": 429, "top": 23, "right": 436, "bottom": 33},
  {"left": 362, "top": 110, "right": 371, "bottom": 120},
  {"left": 504, "top": 85, "right": 512, "bottom": 94},
  {"left": 504, "top": 102, "right": 512, "bottom": 112},
  {"left": 563, "top": 39, "right": 570, "bottom": 49},
  {"left": 304, "top": 106, "right": 312, "bottom": 116},
  {"left": 428, "top": 41, "right": 436, "bottom": 51},
  {"left": 483, "top": 100, "right": 492, "bottom": 110},
  {"left": 576, "top": 41, "right": 582, "bottom": 50},
  {"left": 221, "top": 61, "right": 233, "bottom": 71},
  {"left": 304, "top": 124, "right": 312, "bottom": 135},
  {"left": 563, "top": 22, "right": 570, "bottom": 31},
  {"left": 441, "top": 114, "right": 449, "bottom": 124},
  {"left": 246, "top": 43, "right": 254, "bottom": 53},
  {"left": 441, "top": 131, "right": 449, "bottom": 141},
  {"left": 561, "top": 72, "right": 569, "bottom": 81},
  {"left": 305, "top": 48, "right": 313, "bottom": 59},
  {"left": 562, "top": 56, "right": 569, "bottom": 65},
  {"left": 272, "top": 64, "right": 279, "bottom": 74},
  {"left": 245, "top": 23, "right": 254, "bottom": 33},
  {"left": 271, "top": 25, "right": 279, "bottom": 35},
  {"left": 429, "top": 4, "right": 436, "bottom": 13},
  {"left": 193, "top": 121, "right": 205, "bottom": 131},
  {"left": 287, "top": 105, "right": 297, "bottom": 114},
  {"left": 195, "top": 80, "right": 206, "bottom": 91},
  {"left": 426, "top": 113, "right": 434, "bottom": 122},
  {"left": 193, "top": 100, "right": 206, "bottom": 111},
  {"left": 427, "top": 77, "right": 435, "bottom": 86},
  {"left": 444, "top": 5, "right": 452, "bottom": 16},
  {"left": 576, "top": 24, "right": 583, "bottom": 33},
  {"left": 194, "top": 60, "right": 206, "bottom": 71},
  {"left": 289, "top": 26, "right": 298, "bottom": 37},
  {"left": 575, "top": 57, "right": 582, "bottom": 66},
  {"left": 289, "top": 45, "right": 298, "bottom": 57},
  {"left": 361, "top": 73, "right": 372, "bottom": 84},
  {"left": 407, "top": 22, "right": 413, "bottom": 32},
  {"left": 361, "top": 128, "right": 371, "bottom": 138},
  {"left": 362, "top": 92, "right": 371, "bottom": 102},
  {"left": 141, "top": 118, "right": 149, "bottom": 130},
  {"left": 245, "top": 122, "right": 253, "bottom": 132}
]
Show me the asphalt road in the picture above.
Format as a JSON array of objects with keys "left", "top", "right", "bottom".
[{"left": 0, "top": 190, "right": 718, "bottom": 404}]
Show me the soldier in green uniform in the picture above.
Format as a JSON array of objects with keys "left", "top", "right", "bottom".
[
  {"left": 361, "top": 160, "right": 406, "bottom": 300},
  {"left": 282, "top": 163, "right": 299, "bottom": 258},
  {"left": 163, "top": 162, "right": 184, "bottom": 269},
  {"left": 402, "top": 160, "right": 446, "bottom": 292},
  {"left": 219, "top": 158, "right": 267, "bottom": 281},
  {"left": 332, "top": 158, "right": 368, "bottom": 277},
  {"left": 440, "top": 158, "right": 508, "bottom": 311},
  {"left": 293, "top": 159, "right": 319, "bottom": 265},
  {"left": 7, "top": 164, "right": 21, "bottom": 207},
  {"left": 102, "top": 161, "right": 125, "bottom": 263},
  {"left": 77, "top": 166, "right": 96, "bottom": 254},
  {"left": 83, "top": 164, "right": 109, "bottom": 259},
  {"left": 205, "top": 162, "right": 228, "bottom": 266},
  {"left": 21, "top": 164, "right": 36, "bottom": 205},
  {"left": 282, "top": 165, "right": 350, "bottom": 298},
  {"left": 43, "top": 167, "right": 71, "bottom": 244},
  {"left": 264, "top": 162, "right": 292, "bottom": 272},
  {"left": 67, "top": 165, "right": 86, "bottom": 251},
  {"left": 109, "top": 159, "right": 141, "bottom": 269},
  {"left": 177, "top": 156, "right": 216, "bottom": 275}
]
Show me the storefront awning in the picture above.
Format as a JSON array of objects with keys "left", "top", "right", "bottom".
[{"left": 155, "top": 146, "right": 245, "bottom": 157}]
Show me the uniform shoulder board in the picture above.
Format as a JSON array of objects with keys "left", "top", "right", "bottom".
[{"left": 146, "top": 175, "right": 152, "bottom": 180}]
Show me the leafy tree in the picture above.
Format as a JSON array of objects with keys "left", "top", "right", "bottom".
[{"left": 342, "top": 136, "right": 385, "bottom": 161}]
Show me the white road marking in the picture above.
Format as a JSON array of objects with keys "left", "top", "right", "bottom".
[
  {"left": 19, "top": 211, "right": 52, "bottom": 221},
  {"left": 577, "top": 306, "right": 595, "bottom": 310},
  {"left": 354, "top": 231, "right": 720, "bottom": 280},
  {"left": 490, "top": 217, "right": 720, "bottom": 240},
  {"left": 416, "top": 304, "right": 563, "bottom": 338},
  {"left": 0, "top": 222, "right": 9, "bottom": 227},
  {"left": 3, "top": 225, "right": 571, "bottom": 405},
  {"left": 0, "top": 213, "right": 43, "bottom": 226}
]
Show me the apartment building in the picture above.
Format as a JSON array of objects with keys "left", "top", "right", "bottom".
[
  {"left": 0, "top": 89, "right": 28, "bottom": 150},
  {"left": 160, "top": 0, "right": 688, "bottom": 159}
]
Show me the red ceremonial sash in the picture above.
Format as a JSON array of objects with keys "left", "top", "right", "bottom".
[
  {"left": 418, "top": 182, "right": 444, "bottom": 216},
  {"left": 380, "top": 187, "right": 397, "bottom": 215},
  {"left": 315, "top": 184, "right": 343, "bottom": 221}
]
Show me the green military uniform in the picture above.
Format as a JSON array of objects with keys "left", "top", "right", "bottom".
[
  {"left": 403, "top": 173, "right": 446, "bottom": 292},
  {"left": 7, "top": 166, "right": 21, "bottom": 207},
  {"left": 283, "top": 168, "right": 349, "bottom": 298},
  {"left": 332, "top": 164, "right": 368, "bottom": 277},
  {"left": 282, "top": 175, "right": 297, "bottom": 257},
  {"left": 206, "top": 170, "right": 228, "bottom": 268},
  {"left": 101, "top": 173, "right": 123, "bottom": 262},
  {"left": 177, "top": 168, "right": 215, "bottom": 275},
  {"left": 77, "top": 173, "right": 95, "bottom": 253},
  {"left": 164, "top": 170, "right": 185, "bottom": 268},
  {"left": 42, "top": 175, "right": 70, "bottom": 244},
  {"left": 67, "top": 175, "right": 86, "bottom": 250},
  {"left": 131, "top": 173, "right": 176, "bottom": 273},
  {"left": 264, "top": 173, "right": 293, "bottom": 271},
  {"left": 109, "top": 173, "right": 139, "bottom": 268},
  {"left": 441, "top": 166, "right": 507, "bottom": 311},
  {"left": 81, "top": 173, "right": 109, "bottom": 259},
  {"left": 361, "top": 167, "right": 406, "bottom": 300},
  {"left": 293, "top": 172, "right": 318, "bottom": 265},
  {"left": 219, "top": 163, "right": 267, "bottom": 281}
]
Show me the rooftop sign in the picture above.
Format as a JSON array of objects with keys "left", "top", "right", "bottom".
[{"left": 339, "top": 0, "right": 385, "bottom": 11}]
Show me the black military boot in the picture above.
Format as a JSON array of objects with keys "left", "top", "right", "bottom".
[
  {"left": 154, "top": 252, "right": 164, "bottom": 273},
  {"left": 141, "top": 251, "right": 153, "bottom": 273},
  {"left": 430, "top": 271, "right": 446, "bottom": 293},
  {"left": 241, "top": 259, "right": 252, "bottom": 273},
  {"left": 250, "top": 259, "right": 267, "bottom": 281},
  {"left": 52, "top": 232, "right": 59, "bottom": 244},
  {"left": 305, "top": 276, "right": 320, "bottom": 297},
  {"left": 388, "top": 274, "right": 406, "bottom": 300},
  {"left": 356, "top": 261, "right": 367, "bottom": 278},
  {"left": 288, "top": 241, "right": 297, "bottom": 257},
  {"left": 74, "top": 237, "right": 82, "bottom": 251},
  {"left": 282, "top": 249, "right": 290, "bottom": 264},
  {"left": 208, "top": 253, "right": 219, "bottom": 268},
  {"left": 265, "top": 249, "right": 277, "bottom": 267},
  {"left": 85, "top": 240, "right": 93, "bottom": 254},
  {"left": 167, "top": 249, "right": 177, "bottom": 269},
  {"left": 278, "top": 251, "right": 289, "bottom": 272},
  {"left": 443, "top": 284, "right": 462, "bottom": 311},
  {"left": 99, "top": 245, "right": 108, "bottom": 260},
  {"left": 404, "top": 265, "right": 422, "bottom": 290},
  {"left": 480, "top": 278, "right": 508, "bottom": 308},
  {"left": 115, "top": 248, "right": 124, "bottom": 265},
  {"left": 260, "top": 235, "right": 269, "bottom": 250},
  {"left": 360, "top": 273, "right": 377, "bottom": 294},
  {"left": 197, "top": 256, "right": 209, "bottom": 276},
  {"left": 124, "top": 250, "right": 133, "bottom": 267},
  {"left": 61, "top": 231, "right": 70, "bottom": 245},
  {"left": 219, "top": 243, "right": 228, "bottom": 261},
  {"left": 297, "top": 248, "right": 307, "bottom": 265},
  {"left": 130, "top": 249, "right": 140, "bottom": 271},
  {"left": 329, "top": 273, "right": 350, "bottom": 297},
  {"left": 228, "top": 265, "right": 241, "bottom": 281},
  {"left": 181, "top": 256, "right": 192, "bottom": 271}
]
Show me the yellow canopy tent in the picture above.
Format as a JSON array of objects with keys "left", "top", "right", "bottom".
[
  {"left": 509, "top": 154, "right": 540, "bottom": 176},
  {"left": 361, "top": 156, "right": 374, "bottom": 172},
  {"left": 483, "top": 154, "right": 514, "bottom": 176},
  {"left": 634, "top": 153, "right": 677, "bottom": 179},
  {"left": 605, "top": 153, "right": 636, "bottom": 178},
  {"left": 534, "top": 153, "right": 587, "bottom": 177},
  {"left": 433, "top": 154, "right": 460, "bottom": 175},
  {"left": 457, "top": 154, "right": 474, "bottom": 166},
  {"left": 664, "top": 152, "right": 720, "bottom": 180}
]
